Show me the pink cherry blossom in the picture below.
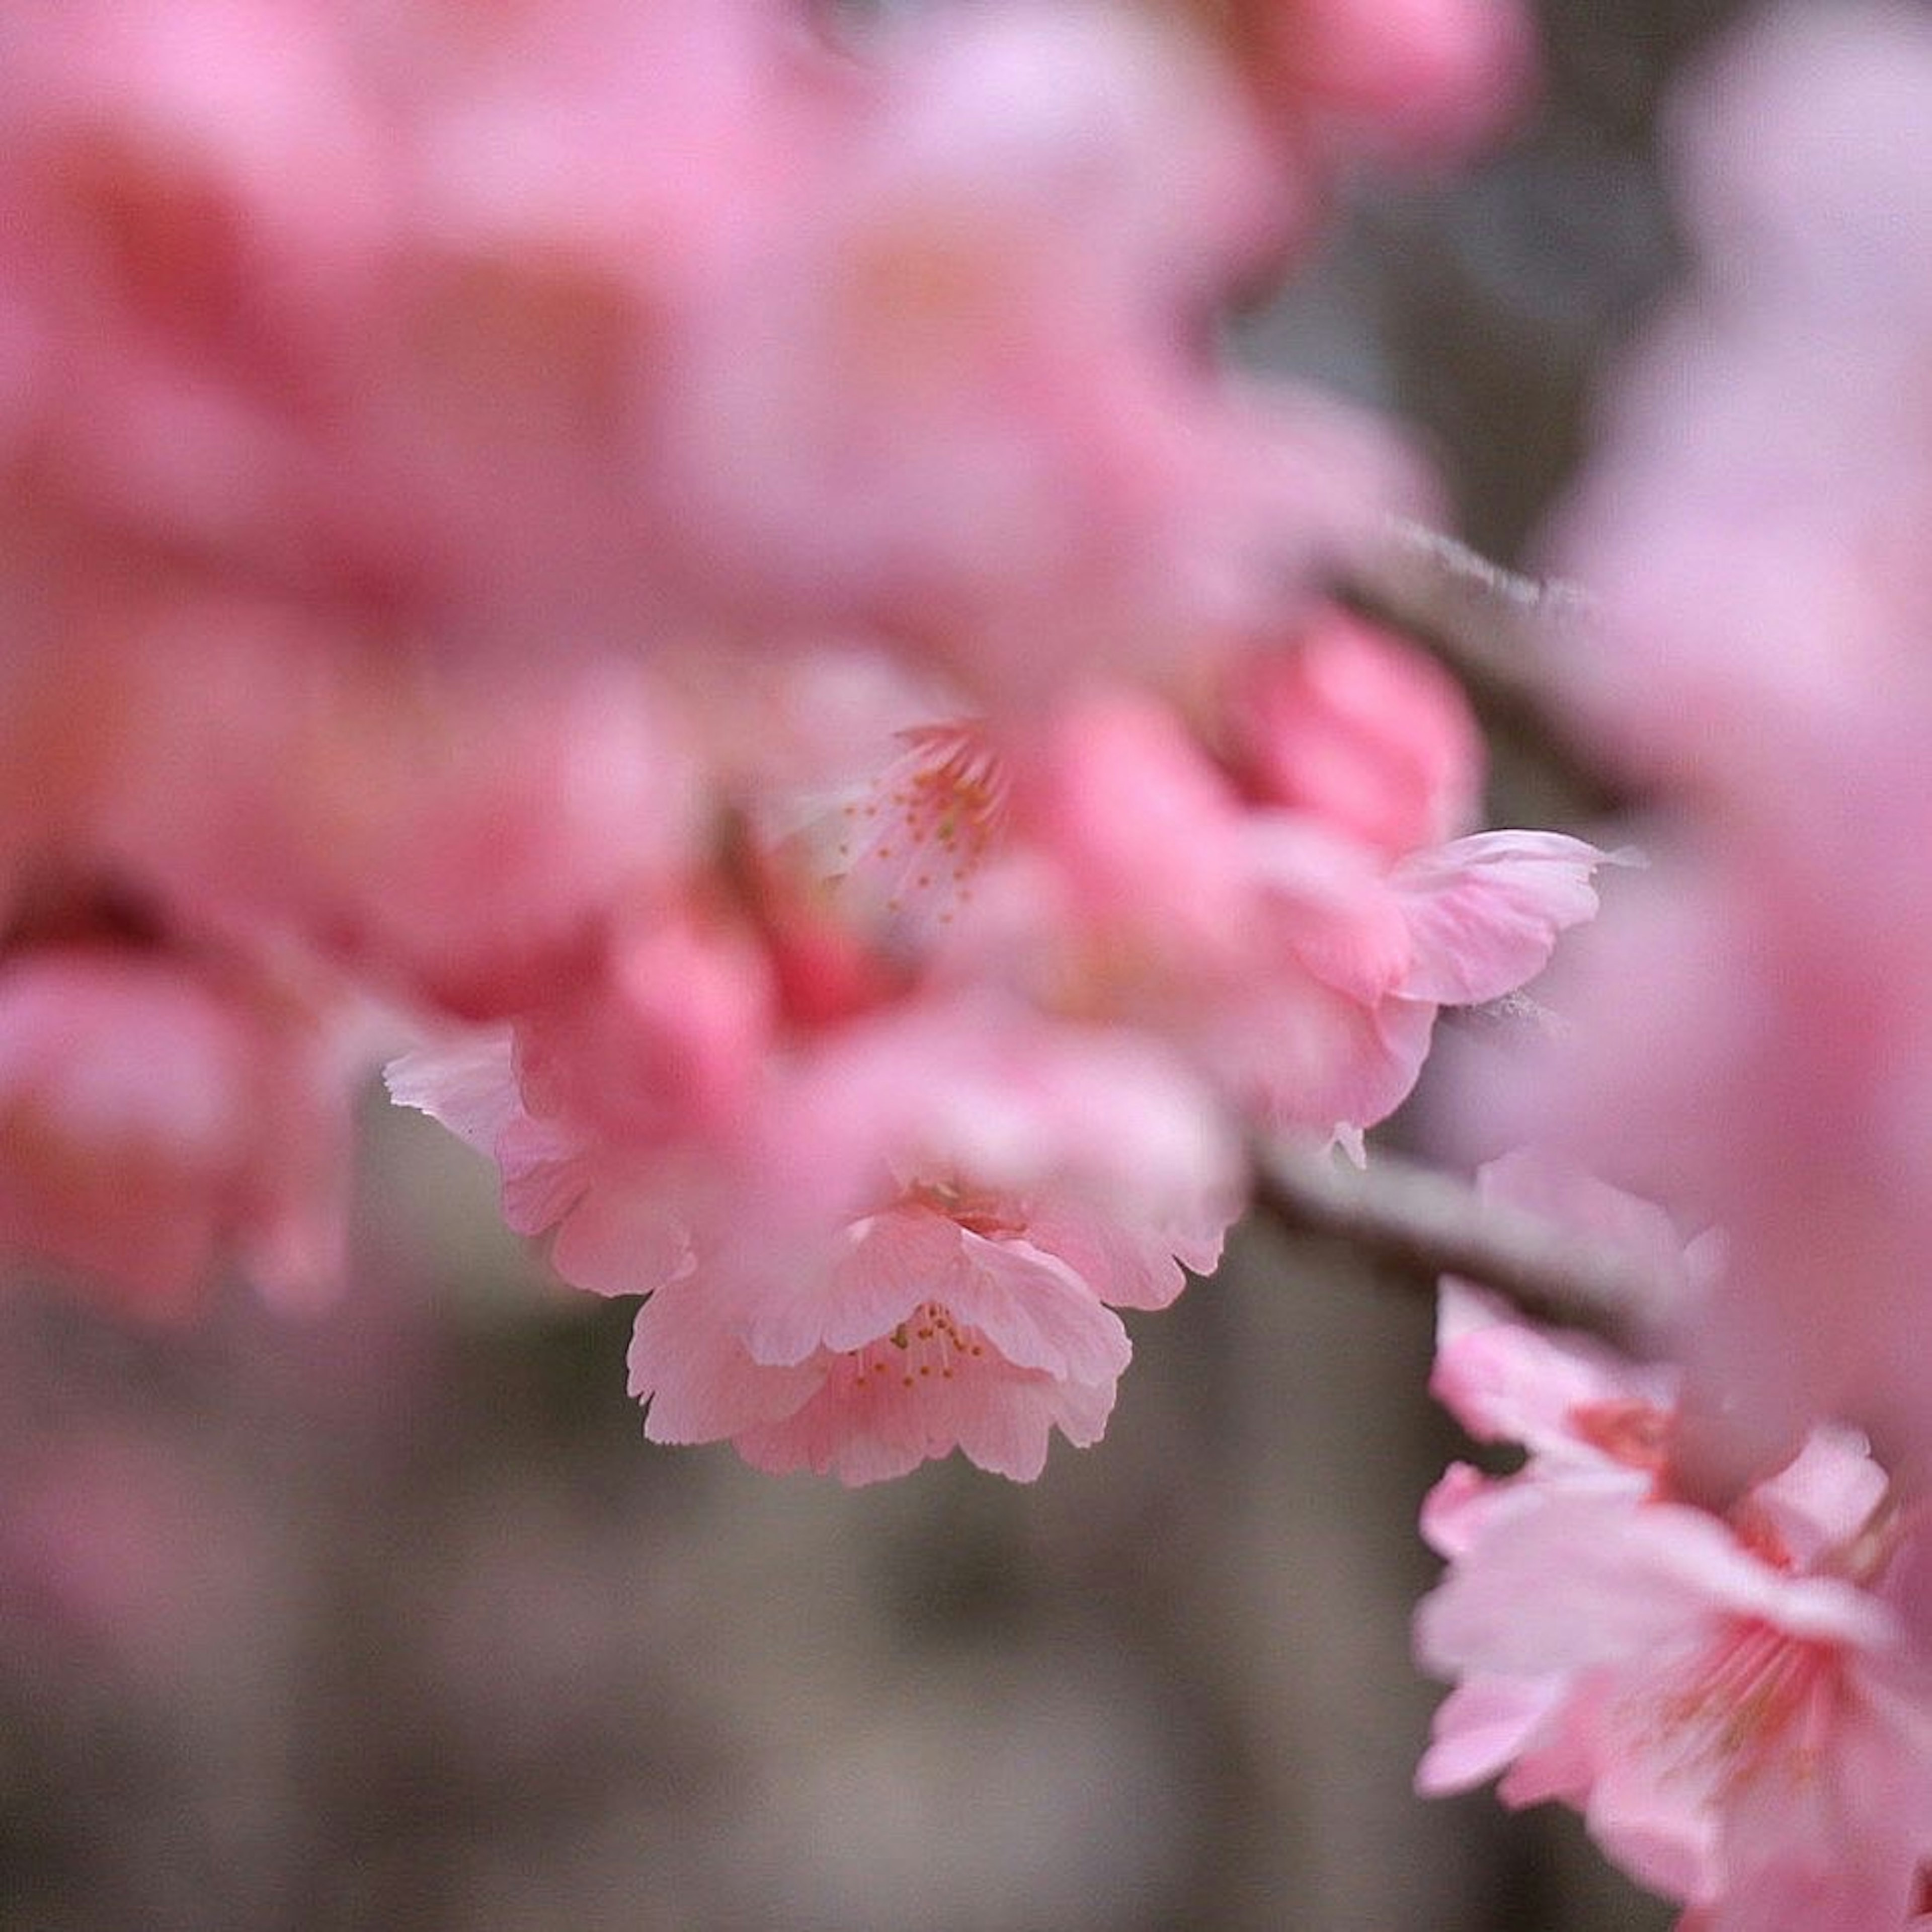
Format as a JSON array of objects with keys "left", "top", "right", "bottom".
[
  {"left": 82, "top": 600, "right": 698, "bottom": 1021},
  {"left": 648, "top": 0, "right": 1423, "bottom": 700},
  {"left": 1466, "top": 2, "right": 1932, "bottom": 1502},
  {"left": 1417, "top": 1173, "right": 1932, "bottom": 1928},
  {"left": 393, "top": 989, "right": 1240, "bottom": 1482},
  {"left": 0, "top": 946, "right": 360, "bottom": 1314},
  {"left": 629, "top": 1195, "right": 1136, "bottom": 1486},
  {"left": 1217, "top": 609, "right": 1481, "bottom": 857},
  {"left": 952, "top": 673, "right": 1607, "bottom": 1144},
  {"left": 0, "top": 0, "right": 845, "bottom": 651},
  {"left": 1419, "top": 1488, "right": 1932, "bottom": 1932}
]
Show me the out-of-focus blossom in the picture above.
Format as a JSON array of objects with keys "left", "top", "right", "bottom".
[
  {"left": 82, "top": 602, "right": 698, "bottom": 1020},
  {"left": 1171, "top": 0, "right": 1534, "bottom": 168},
  {"left": 1468, "top": 1, "right": 1932, "bottom": 1499},
  {"left": 1542, "top": 2, "right": 1932, "bottom": 802},
  {"left": 0, "top": 0, "right": 845, "bottom": 650},
  {"left": 1216, "top": 609, "right": 1481, "bottom": 856},
  {"left": 651, "top": 0, "right": 1426, "bottom": 701},
  {"left": 0, "top": 947, "right": 359, "bottom": 1314}
]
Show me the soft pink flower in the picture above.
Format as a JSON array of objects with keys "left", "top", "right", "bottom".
[
  {"left": 1436, "top": 4, "right": 1932, "bottom": 1502},
  {"left": 1539, "top": 2, "right": 1932, "bottom": 803},
  {"left": 1419, "top": 1489, "right": 1932, "bottom": 1932},
  {"left": 649, "top": 0, "right": 1420, "bottom": 699},
  {"left": 957, "top": 688, "right": 1607, "bottom": 1143},
  {"left": 1218, "top": 610, "right": 1481, "bottom": 857},
  {"left": 86, "top": 598, "right": 696, "bottom": 1020},
  {"left": 0, "top": 947, "right": 359, "bottom": 1313},
  {"left": 1416, "top": 1168, "right": 1932, "bottom": 1929},
  {"left": 393, "top": 991, "right": 1240, "bottom": 1483},
  {"left": 629, "top": 1195, "right": 1136, "bottom": 1486}
]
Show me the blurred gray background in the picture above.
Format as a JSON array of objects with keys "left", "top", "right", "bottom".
[{"left": 0, "top": 4, "right": 1744, "bottom": 1927}]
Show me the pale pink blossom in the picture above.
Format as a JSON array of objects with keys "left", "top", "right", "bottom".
[
  {"left": 84, "top": 599, "right": 697, "bottom": 1020},
  {"left": 1217, "top": 609, "right": 1481, "bottom": 856},
  {"left": 625, "top": 999, "right": 1238, "bottom": 1484},
  {"left": 628, "top": 1196, "right": 1135, "bottom": 1486},
  {"left": 1443, "top": 2, "right": 1932, "bottom": 1502},
  {"left": 393, "top": 990, "right": 1239, "bottom": 1482},
  {"left": 1540, "top": 2, "right": 1932, "bottom": 801},
  {"left": 1419, "top": 1489, "right": 1932, "bottom": 1932},
  {"left": 1417, "top": 1187, "right": 1932, "bottom": 1929},
  {"left": 650, "top": 0, "right": 1422, "bottom": 699},
  {"left": 956, "top": 682, "right": 1607, "bottom": 1143}
]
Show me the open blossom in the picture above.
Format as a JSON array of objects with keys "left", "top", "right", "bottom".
[
  {"left": 1416, "top": 1163, "right": 1932, "bottom": 1930},
  {"left": 1422, "top": 1484, "right": 1932, "bottom": 1932},
  {"left": 651, "top": 0, "right": 1426, "bottom": 700},
  {"left": 393, "top": 990, "right": 1240, "bottom": 1483},
  {"left": 945, "top": 621, "right": 1607, "bottom": 1145}
]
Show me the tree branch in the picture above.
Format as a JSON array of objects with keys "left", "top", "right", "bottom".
[
  {"left": 1251, "top": 1138, "right": 1671, "bottom": 1354},
  {"left": 1333, "top": 518, "right": 1634, "bottom": 816}
]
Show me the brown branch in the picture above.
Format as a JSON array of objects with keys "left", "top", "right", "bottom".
[
  {"left": 1251, "top": 1138, "right": 1672, "bottom": 1355},
  {"left": 1331, "top": 518, "right": 1635, "bottom": 817}
]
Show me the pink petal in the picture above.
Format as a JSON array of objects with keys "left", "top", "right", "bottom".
[{"left": 1394, "top": 831, "right": 1614, "bottom": 1004}]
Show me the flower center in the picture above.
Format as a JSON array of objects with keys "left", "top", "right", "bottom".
[
  {"left": 846, "top": 1298, "right": 988, "bottom": 1391},
  {"left": 837, "top": 721, "right": 1007, "bottom": 928},
  {"left": 1569, "top": 1397, "right": 1670, "bottom": 1473},
  {"left": 1649, "top": 1615, "right": 1841, "bottom": 1796}
]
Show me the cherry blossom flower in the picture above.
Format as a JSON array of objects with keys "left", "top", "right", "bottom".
[
  {"left": 1215, "top": 608, "right": 1481, "bottom": 857},
  {"left": 1468, "top": 1, "right": 1932, "bottom": 1499},
  {"left": 649, "top": 0, "right": 1423, "bottom": 700},
  {"left": 0, "top": 947, "right": 360, "bottom": 1314},
  {"left": 83, "top": 600, "right": 698, "bottom": 1021},
  {"left": 0, "top": 0, "right": 844, "bottom": 651},
  {"left": 1416, "top": 1166, "right": 1932, "bottom": 1928},
  {"left": 1420, "top": 1486, "right": 1932, "bottom": 1932},
  {"left": 952, "top": 650, "right": 1607, "bottom": 1145},
  {"left": 393, "top": 991, "right": 1239, "bottom": 1483}
]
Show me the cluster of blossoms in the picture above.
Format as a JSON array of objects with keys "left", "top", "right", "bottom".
[
  {"left": 0, "top": 0, "right": 1593, "bottom": 1477},
  {"left": 13, "top": 0, "right": 1932, "bottom": 1921},
  {"left": 1489, "top": 0, "right": 1932, "bottom": 1511},
  {"left": 1418, "top": 1157, "right": 1932, "bottom": 1928}
]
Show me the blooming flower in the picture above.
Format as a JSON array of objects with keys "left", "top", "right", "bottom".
[
  {"left": 950, "top": 641, "right": 1608, "bottom": 1146},
  {"left": 1416, "top": 1162, "right": 1932, "bottom": 1930},
  {"left": 392, "top": 991, "right": 1239, "bottom": 1483},
  {"left": 0, "top": 946, "right": 359, "bottom": 1313}
]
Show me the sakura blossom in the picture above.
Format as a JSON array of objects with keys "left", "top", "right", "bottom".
[
  {"left": 26, "top": 0, "right": 1930, "bottom": 1918},
  {"left": 1465, "top": 0, "right": 1932, "bottom": 1503},
  {"left": 1417, "top": 1162, "right": 1932, "bottom": 1930},
  {"left": 945, "top": 620, "right": 1610, "bottom": 1146},
  {"left": 394, "top": 992, "right": 1241, "bottom": 1483},
  {"left": 0, "top": 946, "right": 360, "bottom": 1316}
]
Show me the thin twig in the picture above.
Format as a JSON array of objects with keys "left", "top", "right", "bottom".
[
  {"left": 1332, "top": 518, "right": 1633, "bottom": 816},
  {"left": 1252, "top": 1138, "right": 1671, "bottom": 1354}
]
